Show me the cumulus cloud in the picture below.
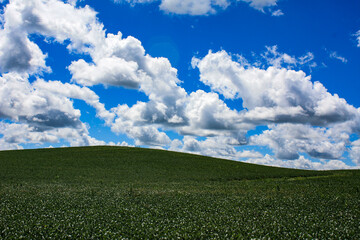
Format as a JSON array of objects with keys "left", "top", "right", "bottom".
[
  {"left": 68, "top": 25, "right": 248, "bottom": 144},
  {"left": 113, "top": 0, "right": 281, "bottom": 15},
  {"left": 0, "top": 0, "right": 120, "bottom": 149},
  {"left": 113, "top": 0, "right": 156, "bottom": 4},
  {"left": 69, "top": 58, "right": 141, "bottom": 88},
  {"left": 0, "top": 0, "right": 185, "bottom": 147},
  {"left": 69, "top": 32, "right": 147, "bottom": 89},
  {"left": 70, "top": 31, "right": 191, "bottom": 145},
  {"left": 110, "top": 101, "right": 172, "bottom": 146},
  {"left": 193, "top": 50, "right": 359, "bottom": 128},
  {"left": 241, "top": 0, "right": 279, "bottom": 12},
  {"left": 180, "top": 90, "right": 244, "bottom": 136},
  {"left": 170, "top": 135, "right": 259, "bottom": 160},
  {"left": 32, "top": 79, "right": 115, "bottom": 124},
  {"left": 0, "top": 72, "right": 114, "bottom": 128},
  {"left": 108, "top": 87, "right": 249, "bottom": 146},
  {"left": 0, "top": 73, "right": 80, "bottom": 127},
  {"left": 0, "top": 71, "right": 118, "bottom": 147},
  {"left": 0, "top": 0, "right": 105, "bottom": 75},
  {"left": 23, "top": 0, "right": 104, "bottom": 52},
  {"left": 192, "top": 49, "right": 360, "bottom": 165},
  {"left": 0, "top": 121, "right": 106, "bottom": 149},
  {"left": 350, "top": 140, "right": 360, "bottom": 165},
  {"left": 159, "top": 0, "right": 230, "bottom": 15},
  {"left": 0, "top": 0, "right": 358, "bottom": 170},
  {"left": 245, "top": 154, "right": 357, "bottom": 170},
  {"left": 113, "top": 0, "right": 229, "bottom": 15},
  {"left": 70, "top": 32, "right": 187, "bottom": 106},
  {"left": 250, "top": 124, "right": 348, "bottom": 160},
  {"left": 0, "top": 30, "right": 49, "bottom": 74}
]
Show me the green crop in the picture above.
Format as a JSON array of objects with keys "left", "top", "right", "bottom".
[{"left": 0, "top": 146, "right": 359, "bottom": 239}]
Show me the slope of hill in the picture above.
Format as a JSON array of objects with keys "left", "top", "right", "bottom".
[
  {"left": 0, "top": 146, "right": 359, "bottom": 239},
  {"left": 0, "top": 146, "right": 330, "bottom": 184}
]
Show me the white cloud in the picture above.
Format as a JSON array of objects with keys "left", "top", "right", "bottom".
[
  {"left": 0, "top": 30, "right": 49, "bottom": 74},
  {"left": 66, "top": 13, "right": 360, "bottom": 169},
  {"left": 70, "top": 32, "right": 187, "bottom": 106},
  {"left": 114, "top": 0, "right": 281, "bottom": 15},
  {"left": 237, "top": 150, "right": 263, "bottom": 158},
  {"left": 0, "top": 72, "right": 113, "bottom": 131},
  {"left": 192, "top": 49, "right": 360, "bottom": 166},
  {"left": 245, "top": 154, "right": 357, "bottom": 170},
  {"left": 180, "top": 90, "right": 243, "bottom": 136},
  {"left": 259, "top": 45, "right": 315, "bottom": 69},
  {"left": 159, "top": 0, "right": 230, "bottom": 15},
  {"left": 271, "top": 9, "right": 283, "bottom": 16},
  {"left": 355, "top": 30, "right": 360, "bottom": 47},
  {"left": 350, "top": 139, "right": 360, "bottom": 165},
  {"left": 109, "top": 87, "right": 248, "bottom": 145},
  {"left": 170, "top": 135, "right": 255, "bottom": 160},
  {"left": 0, "top": 121, "right": 104, "bottom": 148},
  {"left": 113, "top": 0, "right": 156, "bottom": 4},
  {"left": 193, "top": 50, "right": 359, "bottom": 128},
  {"left": 329, "top": 51, "right": 348, "bottom": 63},
  {"left": 0, "top": 73, "right": 81, "bottom": 127},
  {"left": 0, "top": 0, "right": 105, "bottom": 74},
  {"left": 250, "top": 124, "right": 348, "bottom": 160},
  {"left": 0, "top": 72, "right": 118, "bottom": 148},
  {"left": 84, "top": 33, "right": 190, "bottom": 144},
  {"left": 69, "top": 30, "right": 194, "bottom": 145},
  {"left": 240, "top": 0, "right": 279, "bottom": 12},
  {"left": 0, "top": 0, "right": 358, "bottom": 170},
  {"left": 1, "top": 0, "right": 105, "bottom": 61},
  {"left": 69, "top": 58, "right": 142, "bottom": 88},
  {"left": 111, "top": 141, "right": 134, "bottom": 147},
  {"left": 111, "top": 111, "right": 172, "bottom": 146},
  {"left": 113, "top": 0, "right": 229, "bottom": 15},
  {"left": 69, "top": 32, "right": 147, "bottom": 89},
  {"left": 66, "top": 0, "right": 81, "bottom": 6},
  {"left": 32, "top": 79, "right": 115, "bottom": 125},
  {"left": 0, "top": 0, "right": 120, "bottom": 148}
]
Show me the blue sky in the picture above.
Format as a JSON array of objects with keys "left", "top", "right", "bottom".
[{"left": 0, "top": 0, "right": 359, "bottom": 169}]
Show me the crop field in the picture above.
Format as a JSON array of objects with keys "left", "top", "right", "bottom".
[{"left": 0, "top": 146, "right": 359, "bottom": 239}]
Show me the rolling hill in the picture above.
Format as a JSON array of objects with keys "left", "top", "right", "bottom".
[
  {"left": 0, "top": 146, "right": 359, "bottom": 239},
  {"left": 0, "top": 146, "right": 331, "bottom": 184}
]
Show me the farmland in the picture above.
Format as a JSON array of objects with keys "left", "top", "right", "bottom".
[{"left": 0, "top": 146, "right": 359, "bottom": 239}]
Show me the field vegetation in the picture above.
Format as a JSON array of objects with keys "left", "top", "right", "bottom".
[{"left": 0, "top": 146, "right": 359, "bottom": 239}]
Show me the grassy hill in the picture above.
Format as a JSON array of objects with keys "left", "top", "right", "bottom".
[
  {"left": 0, "top": 146, "right": 359, "bottom": 239},
  {"left": 0, "top": 146, "right": 330, "bottom": 184}
]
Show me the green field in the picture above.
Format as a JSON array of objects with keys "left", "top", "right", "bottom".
[{"left": 0, "top": 146, "right": 359, "bottom": 239}]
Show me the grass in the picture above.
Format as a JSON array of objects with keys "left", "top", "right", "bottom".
[{"left": 0, "top": 146, "right": 359, "bottom": 239}]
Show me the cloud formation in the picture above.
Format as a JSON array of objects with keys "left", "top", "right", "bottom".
[
  {"left": 114, "top": 0, "right": 281, "bottom": 15},
  {"left": 159, "top": 0, "right": 230, "bottom": 15},
  {"left": 170, "top": 136, "right": 261, "bottom": 160},
  {"left": 0, "top": 121, "right": 108, "bottom": 149},
  {"left": 193, "top": 50, "right": 359, "bottom": 128},
  {"left": 355, "top": 30, "right": 360, "bottom": 47},
  {"left": 0, "top": 71, "right": 116, "bottom": 149},
  {"left": 241, "top": 0, "right": 279, "bottom": 11},
  {"left": 192, "top": 50, "right": 360, "bottom": 166},
  {"left": 328, "top": 51, "right": 348, "bottom": 63},
  {"left": 250, "top": 124, "right": 348, "bottom": 160},
  {"left": 0, "top": 0, "right": 105, "bottom": 74},
  {"left": 245, "top": 154, "right": 355, "bottom": 170},
  {"left": 0, "top": 0, "right": 117, "bottom": 148},
  {"left": 350, "top": 140, "right": 360, "bottom": 165},
  {"left": 0, "top": 0, "right": 359, "bottom": 170}
]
